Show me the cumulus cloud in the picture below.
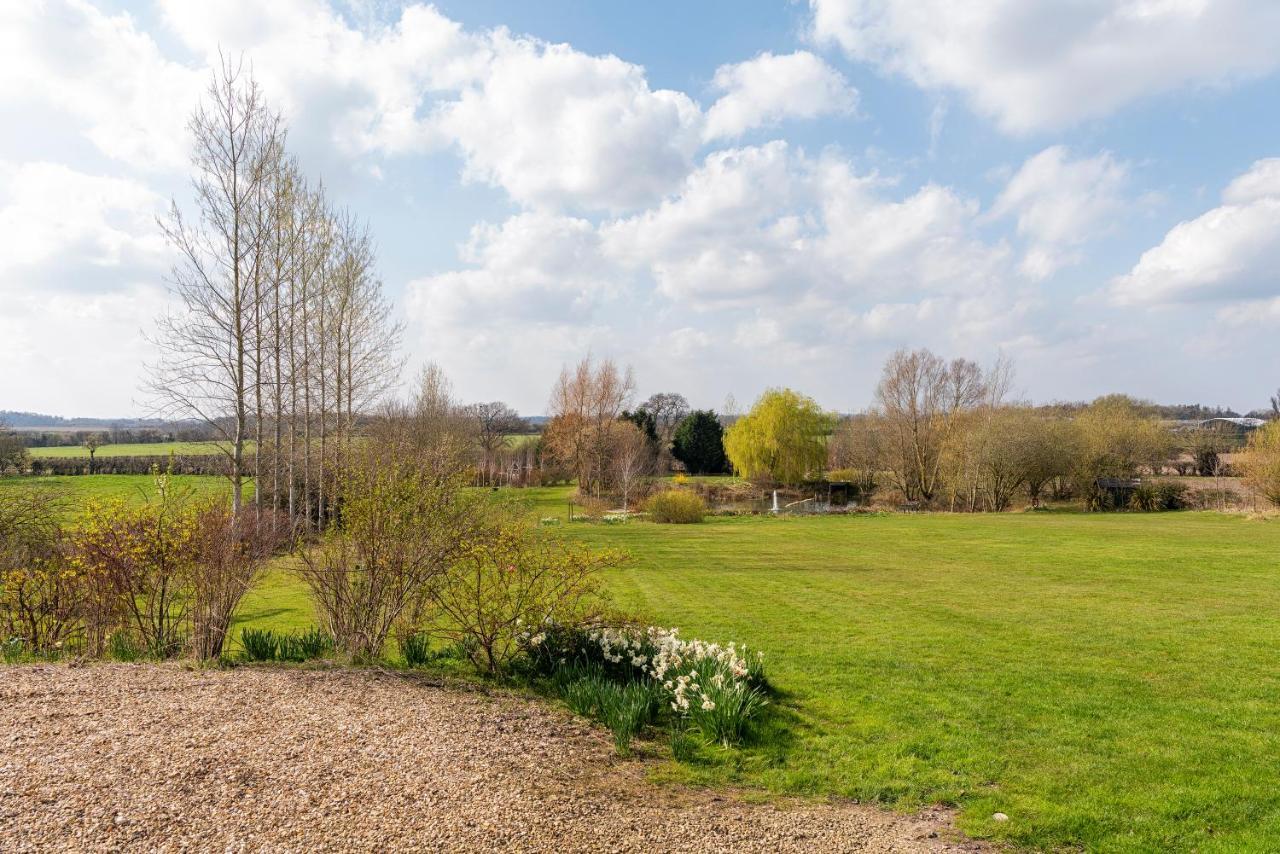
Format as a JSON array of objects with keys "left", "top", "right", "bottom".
[
  {"left": 989, "top": 146, "right": 1128, "bottom": 278},
  {"left": 436, "top": 37, "right": 703, "bottom": 211},
  {"left": 1111, "top": 158, "right": 1280, "bottom": 305},
  {"left": 809, "top": 0, "right": 1280, "bottom": 132},
  {"left": 0, "top": 0, "right": 202, "bottom": 171},
  {"left": 703, "top": 51, "right": 857, "bottom": 141},
  {"left": 0, "top": 161, "right": 169, "bottom": 292},
  {"left": 403, "top": 141, "right": 1023, "bottom": 409}
]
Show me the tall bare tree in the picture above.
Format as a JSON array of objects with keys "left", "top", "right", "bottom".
[
  {"left": 874, "top": 348, "right": 987, "bottom": 503},
  {"left": 149, "top": 57, "right": 283, "bottom": 513}
]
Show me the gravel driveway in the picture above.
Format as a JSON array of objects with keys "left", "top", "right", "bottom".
[{"left": 0, "top": 665, "right": 978, "bottom": 852}]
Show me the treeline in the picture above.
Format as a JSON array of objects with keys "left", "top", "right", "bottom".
[
  {"left": 26, "top": 455, "right": 234, "bottom": 477},
  {"left": 148, "top": 57, "right": 400, "bottom": 528},
  {"left": 19, "top": 427, "right": 217, "bottom": 448},
  {"left": 515, "top": 350, "right": 1280, "bottom": 514}
]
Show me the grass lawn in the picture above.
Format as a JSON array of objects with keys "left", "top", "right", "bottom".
[
  {"left": 28, "top": 441, "right": 238, "bottom": 458},
  {"left": 7, "top": 475, "right": 1280, "bottom": 849}
]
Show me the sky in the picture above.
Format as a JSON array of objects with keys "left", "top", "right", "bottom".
[{"left": 2, "top": 0, "right": 1279, "bottom": 418}]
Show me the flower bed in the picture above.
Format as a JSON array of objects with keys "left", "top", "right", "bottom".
[{"left": 523, "top": 620, "right": 769, "bottom": 751}]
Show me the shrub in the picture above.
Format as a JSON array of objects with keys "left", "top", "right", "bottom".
[
  {"left": 1129, "top": 482, "right": 1188, "bottom": 512},
  {"left": 1242, "top": 421, "right": 1280, "bottom": 507},
  {"left": 0, "top": 488, "right": 82, "bottom": 655},
  {"left": 189, "top": 507, "right": 292, "bottom": 661},
  {"left": 71, "top": 476, "right": 200, "bottom": 658},
  {"left": 241, "top": 627, "right": 278, "bottom": 661},
  {"left": 645, "top": 490, "right": 706, "bottom": 523},
  {"left": 296, "top": 447, "right": 486, "bottom": 661},
  {"left": 424, "top": 513, "right": 622, "bottom": 675}
]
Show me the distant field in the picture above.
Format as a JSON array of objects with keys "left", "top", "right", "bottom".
[
  {"left": 28, "top": 442, "right": 240, "bottom": 459},
  {"left": 0, "top": 474, "right": 246, "bottom": 508}
]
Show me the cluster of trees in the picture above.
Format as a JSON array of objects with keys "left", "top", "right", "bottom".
[
  {"left": 540, "top": 357, "right": 730, "bottom": 505},
  {"left": 148, "top": 58, "right": 400, "bottom": 527},
  {"left": 720, "top": 349, "right": 1275, "bottom": 512}
]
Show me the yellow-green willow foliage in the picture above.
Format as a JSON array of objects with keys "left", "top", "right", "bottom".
[{"left": 724, "top": 388, "right": 833, "bottom": 484}]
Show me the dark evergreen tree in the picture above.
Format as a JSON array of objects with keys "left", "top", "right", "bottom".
[{"left": 671, "top": 410, "right": 728, "bottom": 474}]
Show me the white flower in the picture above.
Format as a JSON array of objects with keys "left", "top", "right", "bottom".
[{"left": 701, "top": 699, "right": 716, "bottom": 711}]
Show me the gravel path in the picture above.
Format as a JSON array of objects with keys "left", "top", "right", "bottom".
[{"left": 0, "top": 664, "right": 980, "bottom": 852}]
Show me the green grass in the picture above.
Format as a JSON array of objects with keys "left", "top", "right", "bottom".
[
  {"left": 0, "top": 474, "right": 248, "bottom": 507},
  {"left": 28, "top": 441, "right": 239, "bottom": 458},
  {"left": 566, "top": 510, "right": 1280, "bottom": 851},
  {"left": 8, "top": 474, "right": 1280, "bottom": 849}
]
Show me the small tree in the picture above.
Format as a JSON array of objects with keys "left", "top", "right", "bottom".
[
  {"left": 425, "top": 513, "right": 621, "bottom": 675},
  {"left": 1242, "top": 420, "right": 1280, "bottom": 507},
  {"left": 724, "top": 389, "right": 832, "bottom": 484},
  {"left": 612, "top": 421, "right": 653, "bottom": 511},
  {"left": 0, "top": 421, "right": 27, "bottom": 473},
  {"left": 295, "top": 442, "right": 484, "bottom": 660},
  {"left": 189, "top": 506, "right": 293, "bottom": 660},
  {"left": 672, "top": 410, "right": 728, "bottom": 474},
  {"left": 83, "top": 433, "right": 103, "bottom": 475}
]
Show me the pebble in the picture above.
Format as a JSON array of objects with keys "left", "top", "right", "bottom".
[{"left": 0, "top": 663, "right": 983, "bottom": 852}]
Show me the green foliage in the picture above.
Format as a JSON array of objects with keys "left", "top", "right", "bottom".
[
  {"left": 240, "top": 627, "right": 278, "bottom": 661},
  {"left": 644, "top": 489, "right": 706, "bottom": 523},
  {"left": 106, "top": 629, "right": 142, "bottom": 662},
  {"left": 1129, "top": 481, "right": 1188, "bottom": 511},
  {"left": 400, "top": 631, "right": 439, "bottom": 667},
  {"left": 723, "top": 389, "right": 832, "bottom": 484},
  {"left": 669, "top": 719, "right": 700, "bottom": 762},
  {"left": 600, "top": 680, "right": 661, "bottom": 755},
  {"left": 277, "top": 626, "right": 333, "bottom": 662},
  {"left": 240, "top": 626, "right": 333, "bottom": 662},
  {"left": 671, "top": 410, "right": 728, "bottom": 474}
]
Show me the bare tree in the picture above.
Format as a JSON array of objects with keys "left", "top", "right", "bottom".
[
  {"left": 148, "top": 56, "right": 283, "bottom": 513},
  {"left": 612, "top": 420, "right": 653, "bottom": 510},
  {"left": 639, "top": 392, "right": 690, "bottom": 460},
  {"left": 465, "top": 401, "right": 525, "bottom": 485},
  {"left": 545, "top": 356, "right": 635, "bottom": 496},
  {"left": 874, "top": 348, "right": 987, "bottom": 503}
]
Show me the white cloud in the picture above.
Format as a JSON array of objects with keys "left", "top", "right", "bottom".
[
  {"left": 403, "top": 141, "right": 1022, "bottom": 410},
  {"left": 0, "top": 161, "right": 169, "bottom": 292},
  {"left": 1111, "top": 158, "right": 1280, "bottom": 305},
  {"left": 0, "top": 0, "right": 202, "bottom": 171},
  {"left": 989, "top": 146, "right": 1128, "bottom": 278},
  {"left": 158, "top": 0, "right": 489, "bottom": 159},
  {"left": 809, "top": 0, "right": 1280, "bottom": 132},
  {"left": 437, "top": 36, "right": 703, "bottom": 212},
  {"left": 703, "top": 51, "right": 857, "bottom": 142}
]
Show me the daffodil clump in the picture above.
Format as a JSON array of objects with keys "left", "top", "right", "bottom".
[{"left": 587, "top": 625, "right": 768, "bottom": 747}]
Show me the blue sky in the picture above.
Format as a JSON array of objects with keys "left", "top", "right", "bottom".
[{"left": 2, "top": 0, "right": 1279, "bottom": 417}]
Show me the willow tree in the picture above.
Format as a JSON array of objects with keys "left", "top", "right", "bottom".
[{"left": 724, "top": 388, "right": 832, "bottom": 484}]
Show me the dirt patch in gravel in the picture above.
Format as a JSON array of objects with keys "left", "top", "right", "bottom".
[{"left": 0, "top": 664, "right": 982, "bottom": 852}]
